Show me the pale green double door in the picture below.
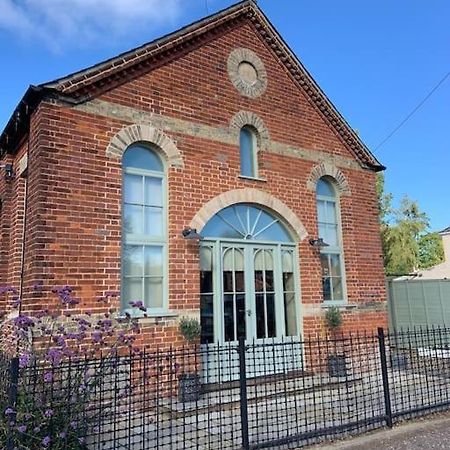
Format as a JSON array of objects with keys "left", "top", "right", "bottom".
[{"left": 200, "top": 239, "right": 300, "bottom": 380}]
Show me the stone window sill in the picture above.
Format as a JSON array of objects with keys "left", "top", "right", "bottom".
[
  {"left": 238, "top": 175, "right": 267, "bottom": 183},
  {"left": 321, "top": 302, "right": 357, "bottom": 310}
]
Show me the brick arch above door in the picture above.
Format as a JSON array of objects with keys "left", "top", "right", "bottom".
[
  {"left": 190, "top": 188, "right": 308, "bottom": 242},
  {"left": 106, "top": 123, "right": 184, "bottom": 168}
]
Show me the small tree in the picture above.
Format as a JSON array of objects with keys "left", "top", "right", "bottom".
[{"left": 178, "top": 317, "right": 201, "bottom": 344}]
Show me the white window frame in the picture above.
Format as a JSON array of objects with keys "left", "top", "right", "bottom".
[
  {"left": 316, "top": 178, "right": 348, "bottom": 305},
  {"left": 121, "top": 147, "right": 168, "bottom": 316},
  {"left": 239, "top": 126, "right": 258, "bottom": 178}
]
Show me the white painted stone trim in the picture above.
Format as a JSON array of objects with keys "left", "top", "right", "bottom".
[
  {"left": 189, "top": 188, "right": 308, "bottom": 242},
  {"left": 106, "top": 124, "right": 184, "bottom": 168}
]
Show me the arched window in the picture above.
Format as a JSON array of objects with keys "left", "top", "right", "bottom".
[
  {"left": 316, "top": 177, "right": 346, "bottom": 303},
  {"left": 239, "top": 126, "right": 258, "bottom": 178},
  {"left": 122, "top": 144, "right": 167, "bottom": 314}
]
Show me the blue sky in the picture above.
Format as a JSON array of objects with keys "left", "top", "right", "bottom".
[{"left": 0, "top": 0, "right": 448, "bottom": 231}]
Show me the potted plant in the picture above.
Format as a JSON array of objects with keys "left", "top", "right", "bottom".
[
  {"left": 178, "top": 317, "right": 202, "bottom": 402},
  {"left": 324, "top": 306, "right": 347, "bottom": 377}
]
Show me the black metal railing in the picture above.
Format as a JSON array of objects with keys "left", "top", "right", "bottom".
[{"left": 2, "top": 327, "right": 450, "bottom": 449}]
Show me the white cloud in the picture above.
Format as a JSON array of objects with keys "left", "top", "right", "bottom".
[{"left": 0, "top": 0, "right": 184, "bottom": 50}]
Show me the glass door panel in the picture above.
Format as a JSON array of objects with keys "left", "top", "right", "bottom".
[{"left": 222, "top": 246, "right": 247, "bottom": 342}]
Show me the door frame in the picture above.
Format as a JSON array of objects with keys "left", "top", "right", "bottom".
[{"left": 200, "top": 237, "right": 302, "bottom": 345}]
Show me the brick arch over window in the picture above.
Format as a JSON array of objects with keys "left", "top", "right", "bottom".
[
  {"left": 306, "top": 162, "right": 351, "bottom": 196},
  {"left": 106, "top": 124, "right": 184, "bottom": 168},
  {"left": 190, "top": 188, "right": 308, "bottom": 242},
  {"left": 230, "top": 111, "right": 270, "bottom": 150}
]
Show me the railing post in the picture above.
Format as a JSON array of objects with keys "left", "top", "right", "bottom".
[
  {"left": 7, "top": 357, "right": 19, "bottom": 450},
  {"left": 238, "top": 337, "right": 250, "bottom": 450},
  {"left": 377, "top": 327, "right": 393, "bottom": 428}
]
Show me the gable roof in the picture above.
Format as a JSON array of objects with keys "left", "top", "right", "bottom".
[
  {"left": 0, "top": 0, "right": 384, "bottom": 171},
  {"left": 440, "top": 227, "right": 450, "bottom": 235}
]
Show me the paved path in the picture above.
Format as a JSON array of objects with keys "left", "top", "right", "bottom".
[{"left": 310, "top": 413, "right": 450, "bottom": 450}]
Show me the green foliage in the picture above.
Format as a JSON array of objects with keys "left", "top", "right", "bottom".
[
  {"left": 376, "top": 174, "right": 442, "bottom": 275},
  {"left": 324, "top": 307, "right": 343, "bottom": 330},
  {"left": 418, "top": 232, "right": 444, "bottom": 269},
  {"left": 178, "top": 317, "right": 201, "bottom": 343}
]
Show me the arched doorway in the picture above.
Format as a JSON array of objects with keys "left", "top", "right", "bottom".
[{"left": 199, "top": 203, "right": 301, "bottom": 349}]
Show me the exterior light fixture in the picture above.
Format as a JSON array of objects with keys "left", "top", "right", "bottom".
[
  {"left": 309, "top": 237, "right": 329, "bottom": 248},
  {"left": 181, "top": 227, "right": 202, "bottom": 240},
  {"left": 4, "top": 164, "right": 14, "bottom": 180}
]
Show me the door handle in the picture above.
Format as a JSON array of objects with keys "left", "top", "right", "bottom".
[{"left": 247, "top": 309, "right": 252, "bottom": 317}]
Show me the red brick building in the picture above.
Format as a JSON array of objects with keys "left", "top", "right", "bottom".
[{"left": 0, "top": 1, "right": 387, "bottom": 349}]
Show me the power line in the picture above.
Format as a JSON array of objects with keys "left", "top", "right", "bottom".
[{"left": 375, "top": 70, "right": 450, "bottom": 151}]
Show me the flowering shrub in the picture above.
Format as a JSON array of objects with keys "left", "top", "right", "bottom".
[{"left": 0, "top": 286, "right": 144, "bottom": 449}]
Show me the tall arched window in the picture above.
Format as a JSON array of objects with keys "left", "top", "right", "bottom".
[
  {"left": 121, "top": 144, "right": 167, "bottom": 314},
  {"left": 239, "top": 126, "right": 258, "bottom": 178},
  {"left": 316, "top": 177, "right": 346, "bottom": 303}
]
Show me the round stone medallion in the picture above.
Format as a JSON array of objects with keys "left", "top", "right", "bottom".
[{"left": 227, "top": 48, "right": 267, "bottom": 98}]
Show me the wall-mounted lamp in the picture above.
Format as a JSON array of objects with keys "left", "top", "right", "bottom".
[
  {"left": 181, "top": 227, "right": 202, "bottom": 240},
  {"left": 309, "top": 237, "right": 329, "bottom": 248},
  {"left": 4, "top": 164, "right": 14, "bottom": 180}
]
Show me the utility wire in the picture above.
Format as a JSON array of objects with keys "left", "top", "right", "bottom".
[{"left": 375, "top": 70, "right": 450, "bottom": 151}]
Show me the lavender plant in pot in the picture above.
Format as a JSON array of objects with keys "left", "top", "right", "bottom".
[
  {"left": 324, "top": 306, "right": 347, "bottom": 377},
  {"left": 178, "top": 317, "right": 202, "bottom": 402}
]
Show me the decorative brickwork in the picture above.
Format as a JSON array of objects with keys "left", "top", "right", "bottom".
[
  {"left": 227, "top": 48, "right": 268, "bottom": 98},
  {"left": 307, "top": 162, "right": 351, "bottom": 196},
  {"left": 106, "top": 124, "right": 184, "bottom": 168},
  {"left": 230, "top": 111, "right": 270, "bottom": 150}
]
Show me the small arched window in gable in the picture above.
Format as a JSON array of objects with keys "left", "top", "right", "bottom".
[
  {"left": 239, "top": 126, "right": 258, "bottom": 178},
  {"left": 316, "top": 177, "right": 347, "bottom": 303},
  {"left": 121, "top": 144, "right": 167, "bottom": 315}
]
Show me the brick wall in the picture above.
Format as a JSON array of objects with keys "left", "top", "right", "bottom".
[{"left": 0, "top": 17, "right": 386, "bottom": 347}]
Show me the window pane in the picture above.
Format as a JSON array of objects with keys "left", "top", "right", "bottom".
[
  {"left": 316, "top": 178, "right": 335, "bottom": 197},
  {"left": 123, "top": 245, "right": 143, "bottom": 276},
  {"left": 224, "top": 294, "right": 235, "bottom": 342},
  {"left": 329, "top": 254, "right": 342, "bottom": 277},
  {"left": 123, "top": 145, "right": 163, "bottom": 172},
  {"left": 284, "top": 293, "right": 297, "bottom": 336},
  {"left": 322, "top": 277, "right": 332, "bottom": 301},
  {"left": 318, "top": 223, "right": 327, "bottom": 241},
  {"left": 200, "top": 271, "right": 213, "bottom": 294},
  {"left": 144, "top": 277, "right": 163, "bottom": 309},
  {"left": 144, "top": 207, "right": 163, "bottom": 237},
  {"left": 283, "top": 272, "right": 295, "bottom": 292},
  {"left": 236, "top": 294, "right": 246, "bottom": 340},
  {"left": 201, "top": 294, "right": 214, "bottom": 344},
  {"left": 320, "top": 254, "right": 330, "bottom": 277},
  {"left": 266, "top": 294, "right": 276, "bottom": 338},
  {"left": 123, "top": 277, "right": 143, "bottom": 306},
  {"left": 255, "top": 293, "right": 265, "bottom": 338},
  {"left": 282, "top": 250, "right": 293, "bottom": 273},
  {"left": 317, "top": 200, "right": 326, "bottom": 223},
  {"left": 332, "top": 277, "right": 344, "bottom": 300},
  {"left": 326, "top": 224, "right": 339, "bottom": 246},
  {"left": 144, "top": 246, "right": 163, "bottom": 276},
  {"left": 200, "top": 247, "right": 212, "bottom": 272},
  {"left": 145, "top": 177, "right": 162, "bottom": 207},
  {"left": 123, "top": 204, "right": 143, "bottom": 234},
  {"left": 240, "top": 127, "right": 256, "bottom": 177},
  {"left": 327, "top": 202, "right": 337, "bottom": 224},
  {"left": 124, "top": 174, "right": 142, "bottom": 204}
]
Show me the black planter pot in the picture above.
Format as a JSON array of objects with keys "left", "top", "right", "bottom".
[
  {"left": 327, "top": 354, "right": 347, "bottom": 377},
  {"left": 178, "top": 373, "right": 202, "bottom": 403}
]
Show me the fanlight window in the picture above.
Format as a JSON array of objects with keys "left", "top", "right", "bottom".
[{"left": 201, "top": 204, "right": 292, "bottom": 242}]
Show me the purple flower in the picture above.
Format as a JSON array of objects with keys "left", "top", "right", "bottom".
[
  {"left": 44, "top": 409, "right": 54, "bottom": 418},
  {"left": 46, "top": 348, "right": 63, "bottom": 366},
  {"left": 43, "top": 372, "right": 53, "bottom": 383},
  {"left": 70, "top": 421, "right": 78, "bottom": 429},
  {"left": 59, "top": 431, "right": 67, "bottom": 439},
  {"left": 130, "top": 300, "right": 146, "bottom": 312},
  {"left": 5, "top": 407, "right": 14, "bottom": 415},
  {"left": 17, "top": 424, "right": 27, "bottom": 433},
  {"left": 19, "top": 353, "right": 31, "bottom": 368},
  {"left": 42, "top": 436, "right": 51, "bottom": 446},
  {"left": 92, "top": 331, "right": 102, "bottom": 344},
  {"left": 33, "top": 426, "right": 41, "bottom": 433},
  {"left": 13, "top": 315, "right": 34, "bottom": 329}
]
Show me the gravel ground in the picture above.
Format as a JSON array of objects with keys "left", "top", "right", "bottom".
[{"left": 309, "top": 412, "right": 450, "bottom": 449}]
